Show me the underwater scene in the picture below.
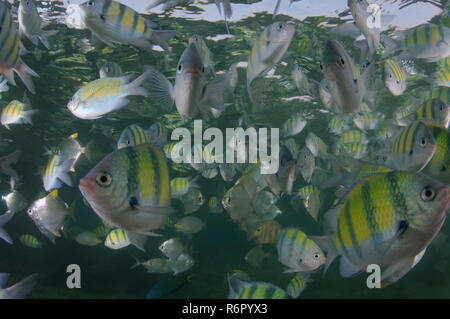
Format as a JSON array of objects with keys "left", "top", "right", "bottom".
[{"left": 0, "top": 0, "right": 449, "bottom": 299}]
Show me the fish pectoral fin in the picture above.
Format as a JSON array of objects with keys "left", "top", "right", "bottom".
[
  {"left": 339, "top": 256, "right": 364, "bottom": 278},
  {"left": 126, "top": 231, "right": 147, "bottom": 251},
  {"left": 200, "top": 76, "right": 229, "bottom": 111},
  {"left": 380, "top": 248, "right": 427, "bottom": 288},
  {"left": 90, "top": 32, "right": 116, "bottom": 48}
]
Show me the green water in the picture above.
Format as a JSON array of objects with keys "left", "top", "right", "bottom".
[{"left": 0, "top": 0, "right": 449, "bottom": 298}]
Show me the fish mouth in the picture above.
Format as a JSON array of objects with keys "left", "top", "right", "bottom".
[
  {"left": 79, "top": 178, "right": 94, "bottom": 194},
  {"left": 186, "top": 68, "right": 200, "bottom": 74}
]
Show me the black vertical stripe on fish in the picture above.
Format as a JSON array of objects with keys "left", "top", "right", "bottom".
[
  {"left": 101, "top": 0, "right": 112, "bottom": 17},
  {"left": 148, "top": 145, "right": 160, "bottom": 204},
  {"left": 263, "top": 286, "right": 276, "bottom": 299},
  {"left": 115, "top": 3, "right": 126, "bottom": 34},
  {"left": 130, "top": 10, "right": 139, "bottom": 37},
  {"left": 386, "top": 172, "right": 408, "bottom": 220},
  {"left": 362, "top": 182, "right": 378, "bottom": 244},
  {"left": 345, "top": 200, "right": 363, "bottom": 259}
]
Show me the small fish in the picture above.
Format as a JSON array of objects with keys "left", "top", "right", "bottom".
[
  {"left": 277, "top": 227, "right": 326, "bottom": 273},
  {"left": 146, "top": 275, "right": 192, "bottom": 299},
  {"left": 159, "top": 237, "right": 185, "bottom": 259},
  {"left": 2, "top": 178, "right": 27, "bottom": 214},
  {"left": 189, "top": 34, "right": 215, "bottom": 77},
  {"left": 207, "top": 196, "right": 223, "bottom": 214},
  {"left": 147, "top": 122, "right": 168, "bottom": 148},
  {"left": 311, "top": 171, "right": 450, "bottom": 286},
  {"left": 352, "top": 112, "right": 382, "bottom": 131},
  {"left": 227, "top": 270, "right": 252, "bottom": 298},
  {"left": 424, "top": 86, "right": 449, "bottom": 104},
  {"left": 79, "top": 144, "right": 173, "bottom": 248},
  {"left": 170, "top": 176, "right": 199, "bottom": 198},
  {"left": 99, "top": 62, "right": 123, "bottom": 78},
  {"left": 319, "top": 79, "right": 334, "bottom": 111},
  {"left": 281, "top": 114, "right": 307, "bottom": 138},
  {"left": 0, "top": 1, "right": 39, "bottom": 94},
  {"left": 303, "top": 190, "right": 321, "bottom": 222},
  {"left": 0, "top": 273, "right": 38, "bottom": 299},
  {"left": 104, "top": 228, "right": 131, "bottom": 249},
  {"left": 245, "top": 246, "right": 268, "bottom": 268},
  {"left": 228, "top": 277, "right": 288, "bottom": 299},
  {"left": 42, "top": 154, "right": 75, "bottom": 191},
  {"left": 321, "top": 39, "right": 372, "bottom": 114},
  {"left": 1, "top": 95, "right": 38, "bottom": 129},
  {"left": 379, "top": 121, "right": 437, "bottom": 172},
  {"left": 75, "top": 231, "right": 102, "bottom": 246},
  {"left": 422, "top": 123, "right": 450, "bottom": 185},
  {"left": 339, "top": 129, "right": 369, "bottom": 145},
  {"left": 18, "top": 0, "right": 58, "bottom": 49},
  {"left": 27, "top": 190, "right": 74, "bottom": 242},
  {"left": 252, "top": 220, "right": 281, "bottom": 245},
  {"left": 328, "top": 115, "right": 350, "bottom": 135},
  {"left": 340, "top": 142, "right": 369, "bottom": 160},
  {"left": 0, "top": 213, "right": 13, "bottom": 244},
  {"left": 146, "top": 43, "right": 229, "bottom": 119},
  {"left": 174, "top": 216, "right": 205, "bottom": 235},
  {"left": 407, "top": 99, "right": 450, "bottom": 129},
  {"left": 167, "top": 252, "right": 195, "bottom": 275},
  {"left": 180, "top": 188, "right": 205, "bottom": 215},
  {"left": 292, "top": 63, "right": 312, "bottom": 95},
  {"left": 383, "top": 59, "right": 407, "bottom": 96},
  {"left": 80, "top": 0, "right": 177, "bottom": 52},
  {"left": 294, "top": 185, "right": 319, "bottom": 200},
  {"left": 131, "top": 257, "right": 172, "bottom": 273},
  {"left": 247, "top": 21, "right": 296, "bottom": 100},
  {"left": 219, "top": 163, "right": 236, "bottom": 182},
  {"left": 54, "top": 132, "right": 90, "bottom": 172},
  {"left": 67, "top": 70, "right": 150, "bottom": 119},
  {"left": 286, "top": 273, "right": 310, "bottom": 299},
  {"left": 382, "top": 23, "right": 450, "bottom": 62},
  {"left": 306, "top": 132, "right": 328, "bottom": 158},
  {"left": 19, "top": 234, "right": 42, "bottom": 248},
  {"left": 117, "top": 124, "right": 151, "bottom": 149},
  {"left": 222, "top": 178, "right": 254, "bottom": 228}
]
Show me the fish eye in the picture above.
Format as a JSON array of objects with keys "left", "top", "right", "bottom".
[
  {"left": 96, "top": 172, "right": 112, "bottom": 187},
  {"left": 420, "top": 138, "right": 427, "bottom": 147},
  {"left": 88, "top": 1, "right": 94, "bottom": 5},
  {"left": 340, "top": 57, "right": 345, "bottom": 66},
  {"left": 27, "top": 208, "right": 32, "bottom": 214},
  {"left": 227, "top": 197, "right": 232, "bottom": 204},
  {"left": 421, "top": 185, "right": 436, "bottom": 201},
  {"left": 278, "top": 23, "right": 284, "bottom": 30},
  {"left": 389, "top": 74, "right": 392, "bottom": 78},
  {"left": 127, "top": 140, "right": 131, "bottom": 145},
  {"left": 319, "top": 64, "right": 323, "bottom": 71},
  {"left": 313, "top": 253, "right": 320, "bottom": 260},
  {"left": 177, "top": 64, "right": 183, "bottom": 72},
  {"left": 441, "top": 165, "right": 447, "bottom": 172},
  {"left": 201, "top": 66, "right": 205, "bottom": 73}
]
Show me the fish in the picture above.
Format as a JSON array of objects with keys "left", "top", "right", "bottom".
[
  {"left": 174, "top": 216, "right": 205, "bottom": 235},
  {"left": 340, "top": 142, "right": 369, "bottom": 160},
  {"left": 227, "top": 276, "right": 288, "bottom": 299},
  {"left": 219, "top": 163, "right": 237, "bottom": 182},
  {"left": 146, "top": 275, "right": 192, "bottom": 299},
  {"left": 42, "top": 154, "right": 75, "bottom": 191},
  {"left": 0, "top": 212, "right": 13, "bottom": 244},
  {"left": 146, "top": 42, "right": 229, "bottom": 119},
  {"left": 292, "top": 63, "right": 313, "bottom": 95},
  {"left": 293, "top": 185, "right": 319, "bottom": 200},
  {"left": 18, "top": 0, "right": 58, "bottom": 49},
  {"left": 27, "top": 189, "right": 74, "bottom": 241},
  {"left": 167, "top": 252, "right": 195, "bottom": 275},
  {"left": 277, "top": 227, "right": 326, "bottom": 273},
  {"left": 180, "top": 188, "right": 205, "bottom": 215},
  {"left": 54, "top": 133, "right": 91, "bottom": 172},
  {"left": 328, "top": 115, "right": 350, "bottom": 135},
  {"left": 245, "top": 246, "right": 268, "bottom": 268},
  {"left": 67, "top": 70, "right": 150, "bottom": 119},
  {"left": 421, "top": 123, "right": 450, "bottom": 185},
  {"left": 170, "top": 176, "right": 200, "bottom": 198},
  {"left": 131, "top": 257, "right": 172, "bottom": 273},
  {"left": 311, "top": 171, "right": 450, "bottom": 287},
  {"left": 0, "top": 1, "right": 39, "bottom": 94},
  {"left": 383, "top": 59, "right": 407, "bottom": 96},
  {"left": 94, "top": 224, "right": 111, "bottom": 238},
  {"left": 434, "top": 68, "right": 450, "bottom": 87},
  {"left": 353, "top": 112, "right": 383, "bottom": 131},
  {"left": 207, "top": 196, "right": 223, "bottom": 214},
  {"left": 222, "top": 178, "right": 254, "bottom": 228},
  {"left": 159, "top": 237, "right": 185, "bottom": 260},
  {"left": 321, "top": 39, "right": 372, "bottom": 114},
  {"left": 306, "top": 132, "right": 328, "bottom": 158},
  {"left": 79, "top": 144, "right": 173, "bottom": 249},
  {"left": 382, "top": 23, "right": 450, "bottom": 62},
  {"left": 303, "top": 190, "right": 321, "bottom": 222},
  {"left": 80, "top": 0, "right": 177, "bottom": 52},
  {"left": 75, "top": 231, "right": 102, "bottom": 246},
  {"left": 319, "top": 79, "right": 334, "bottom": 111},
  {"left": 227, "top": 270, "right": 251, "bottom": 298},
  {"left": 286, "top": 273, "right": 310, "bottom": 299},
  {"left": 19, "top": 234, "right": 42, "bottom": 248},
  {"left": 407, "top": 99, "right": 450, "bottom": 129},
  {"left": 281, "top": 114, "right": 307, "bottom": 137},
  {"left": 1, "top": 94, "right": 38, "bottom": 129},
  {"left": 247, "top": 21, "right": 296, "bottom": 100},
  {"left": 104, "top": 228, "right": 132, "bottom": 249},
  {"left": 189, "top": 34, "right": 215, "bottom": 77},
  {"left": 147, "top": 122, "right": 168, "bottom": 148},
  {"left": 0, "top": 273, "right": 38, "bottom": 299},
  {"left": 252, "top": 220, "right": 281, "bottom": 245},
  {"left": 117, "top": 124, "right": 151, "bottom": 149},
  {"left": 339, "top": 129, "right": 370, "bottom": 146},
  {"left": 379, "top": 121, "right": 437, "bottom": 172},
  {"left": 99, "top": 61, "right": 123, "bottom": 78},
  {"left": 2, "top": 190, "right": 27, "bottom": 214}
]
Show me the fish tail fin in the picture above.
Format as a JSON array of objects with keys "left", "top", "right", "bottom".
[
  {"left": 0, "top": 213, "right": 13, "bottom": 244},
  {"left": 126, "top": 231, "right": 147, "bottom": 252},
  {"left": 309, "top": 235, "right": 337, "bottom": 277},
  {"left": 22, "top": 109, "right": 39, "bottom": 125},
  {"left": 39, "top": 29, "right": 58, "bottom": 50},
  {"left": 127, "top": 70, "right": 150, "bottom": 97},
  {"left": 5, "top": 274, "right": 38, "bottom": 299},
  {"left": 82, "top": 140, "right": 95, "bottom": 162},
  {"left": 129, "top": 255, "right": 141, "bottom": 270},
  {"left": 0, "top": 150, "right": 21, "bottom": 180},
  {"left": 3, "top": 68, "right": 16, "bottom": 87},
  {"left": 152, "top": 30, "right": 177, "bottom": 53},
  {"left": 58, "top": 158, "right": 75, "bottom": 187},
  {"left": 0, "top": 78, "right": 9, "bottom": 92},
  {"left": 16, "top": 61, "right": 39, "bottom": 94}
]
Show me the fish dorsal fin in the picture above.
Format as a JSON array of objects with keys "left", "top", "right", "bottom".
[
  {"left": 48, "top": 189, "right": 58, "bottom": 199},
  {"left": 70, "top": 132, "right": 78, "bottom": 139}
]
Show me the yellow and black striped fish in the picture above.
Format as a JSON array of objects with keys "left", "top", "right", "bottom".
[
  {"left": 0, "top": 1, "right": 38, "bottom": 93},
  {"left": 228, "top": 277, "right": 288, "bottom": 299},
  {"left": 1, "top": 98, "right": 37, "bottom": 129},
  {"left": 383, "top": 59, "right": 407, "bottom": 96},
  {"left": 79, "top": 143, "right": 173, "bottom": 237},
  {"left": 252, "top": 220, "right": 281, "bottom": 245},
  {"left": 382, "top": 121, "right": 437, "bottom": 172},
  {"left": 422, "top": 123, "right": 450, "bottom": 185},
  {"left": 311, "top": 171, "right": 450, "bottom": 286},
  {"left": 20, "top": 234, "right": 42, "bottom": 248},
  {"left": 117, "top": 124, "right": 151, "bottom": 149},
  {"left": 79, "top": 0, "right": 177, "bottom": 52},
  {"left": 407, "top": 98, "right": 450, "bottom": 129},
  {"left": 434, "top": 68, "right": 450, "bottom": 87},
  {"left": 104, "top": 228, "right": 130, "bottom": 249}
]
